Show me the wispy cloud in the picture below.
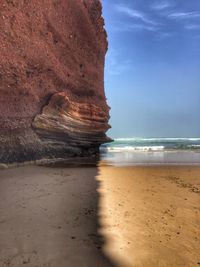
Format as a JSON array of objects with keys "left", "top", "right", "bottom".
[
  {"left": 114, "top": 4, "right": 158, "bottom": 26},
  {"left": 193, "top": 35, "right": 200, "bottom": 39},
  {"left": 112, "top": 23, "right": 158, "bottom": 32},
  {"left": 158, "top": 32, "right": 173, "bottom": 39},
  {"left": 185, "top": 24, "right": 200, "bottom": 30},
  {"left": 168, "top": 12, "right": 200, "bottom": 20},
  {"left": 152, "top": 1, "right": 172, "bottom": 11},
  {"left": 106, "top": 49, "right": 132, "bottom": 76}
]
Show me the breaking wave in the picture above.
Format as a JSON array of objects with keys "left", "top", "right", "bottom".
[
  {"left": 106, "top": 146, "right": 165, "bottom": 152},
  {"left": 102, "top": 137, "right": 200, "bottom": 152}
]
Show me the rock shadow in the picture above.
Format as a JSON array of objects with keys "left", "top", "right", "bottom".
[{"left": 0, "top": 164, "right": 116, "bottom": 267}]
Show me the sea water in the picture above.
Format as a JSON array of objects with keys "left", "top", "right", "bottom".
[{"left": 101, "top": 138, "right": 200, "bottom": 166}]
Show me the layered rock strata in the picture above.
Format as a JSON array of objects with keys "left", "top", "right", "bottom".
[{"left": 0, "top": 0, "right": 110, "bottom": 163}]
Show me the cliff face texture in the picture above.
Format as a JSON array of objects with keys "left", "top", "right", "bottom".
[{"left": 0, "top": 0, "right": 110, "bottom": 163}]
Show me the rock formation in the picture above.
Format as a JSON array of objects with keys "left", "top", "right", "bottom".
[{"left": 0, "top": 0, "right": 110, "bottom": 164}]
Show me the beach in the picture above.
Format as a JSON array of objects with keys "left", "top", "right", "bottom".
[
  {"left": 98, "top": 165, "right": 200, "bottom": 267},
  {"left": 0, "top": 165, "right": 114, "bottom": 267},
  {"left": 0, "top": 163, "right": 199, "bottom": 267}
]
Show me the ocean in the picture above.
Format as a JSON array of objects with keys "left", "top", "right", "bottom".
[{"left": 101, "top": 138, "right": 200, "bottom": 166}]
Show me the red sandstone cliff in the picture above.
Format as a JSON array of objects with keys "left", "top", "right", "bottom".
[{"left": 0, "top": 0, "right": 110, "bottom": 163}]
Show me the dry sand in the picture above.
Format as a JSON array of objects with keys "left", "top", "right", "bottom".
[
  {"left": 97, "top": 165, "right": 200, "bottom": 267},
  {"left": 0, "top": 164, "right": 199, "bottom": 267}
]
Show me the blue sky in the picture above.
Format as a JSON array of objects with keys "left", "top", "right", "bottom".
[{"left": 102, "top": 0, "right": 200, "bottom": 138}]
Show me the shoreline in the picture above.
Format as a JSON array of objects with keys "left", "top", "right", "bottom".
[{"left": 1, "top": 148, "right": 200, "bottom": 170}]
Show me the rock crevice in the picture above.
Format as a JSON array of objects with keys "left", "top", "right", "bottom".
[{"left": 32, "top": 91, "right": 111, "bottom": 145}]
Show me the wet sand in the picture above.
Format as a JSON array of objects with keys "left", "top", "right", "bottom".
[
  {"left": 0, "top": 165, "right": 199, "bottom": 267},
  {"left": 97, "top": 165, "right": 200, "bottom": 267}
]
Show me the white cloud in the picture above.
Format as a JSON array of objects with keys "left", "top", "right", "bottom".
[
  {"left": 114, "top": 4, "right": 158, "bottom": 26},
  {"left": 168, "top": 12, "right": 200, "bottom": 19}
]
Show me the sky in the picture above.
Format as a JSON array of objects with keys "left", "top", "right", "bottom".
[{"left": 102, "top": 0, "right": 200, "bottom": 138}]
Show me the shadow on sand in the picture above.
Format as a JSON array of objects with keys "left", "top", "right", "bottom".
[{"left": 0, "top": 164, "right": 116, "bottom": 267}]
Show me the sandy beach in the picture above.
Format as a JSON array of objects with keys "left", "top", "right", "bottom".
[
  {"left": 98, "top": 165, "right": 200, "bottom": 267},
  {"left": 0, "top": 165, "right": 114, "bottom": 267},
  {"left": 0, "top": 164, "right": 199, "bottom": 267}
]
